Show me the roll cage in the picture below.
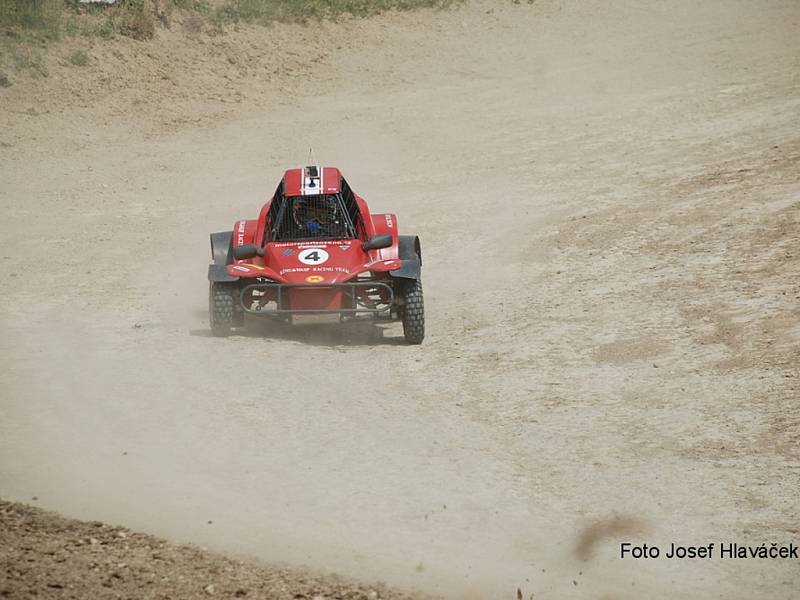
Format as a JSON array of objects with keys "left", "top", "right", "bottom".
[{"left": 265, "top": 177, "right": 366, "bottom": 243}]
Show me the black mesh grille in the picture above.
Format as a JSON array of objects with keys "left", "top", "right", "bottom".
[
  {"left": 265, "top": 181, "right": 283, "bottom": 243},
  {"left": 340, "top": 177, "right": 367, "bottom": 239},
  {"left": 269, "top": 194, "right": 349, "bottom": 241}
]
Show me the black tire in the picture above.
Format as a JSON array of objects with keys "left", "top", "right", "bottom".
[
  {"left": 400, "top": 279, "right": 425, "bottom": 344},
  {"left": 209, "top": 282, "right": 242, "bottom": 337}
]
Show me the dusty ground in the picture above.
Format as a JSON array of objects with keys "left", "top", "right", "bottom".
[{"left": 1, "top": 0, "right": 799, "bottom": 598}]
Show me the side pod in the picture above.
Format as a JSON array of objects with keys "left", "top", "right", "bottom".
[
  {"left": 210, "top": 231, "right": 234, "bottom": 265},
  {"left": 390, "top": 235, "right": 422, "bottom": 280},
  {"left": 389, "top": 258, "right": 421, "bottom": 281},
  {"left": 208, "top": 264, "right": 239, "bottom": 282},
  {"left": 209, "top": 231, "right": 239, "bottom": 282}
]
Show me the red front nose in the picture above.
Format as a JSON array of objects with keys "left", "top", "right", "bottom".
[{"left": 284, "top": 287, "right": 346, "bottom": 312}]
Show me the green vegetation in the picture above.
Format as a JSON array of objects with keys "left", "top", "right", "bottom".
[
  {"left": 67, "top": 47, "right": 88, "bottom": 65},
  {"left": 0, "top": 0, "right": 62, "bottom": 37},
  {"left": 213, "top": 0, "right": 462, "bottom": 25},
  {"left": 10, "top": 45, "right": 49, "bottom": 76},
  {"left": 1, "top": 0, "right": 466, "bottom": 39}
]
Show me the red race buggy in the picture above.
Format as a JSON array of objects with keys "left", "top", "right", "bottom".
[{"left": 207, "top": 166, "right": 424, "bottom": 343}]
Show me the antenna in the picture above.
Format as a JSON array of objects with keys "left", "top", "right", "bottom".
[{"left": 306, "top": 147, "right": 319, "bottom": 168}]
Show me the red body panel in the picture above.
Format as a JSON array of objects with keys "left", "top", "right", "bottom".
[
  {"left": 233, "top": 219, "right": 258, "bottom": 247},
  {"left": 356, "top": 196, "right": 374, "bottom": 236},
  {"left": 286, "top": 288, "right": 343, "bottom": 311},
  {"left": 321, "top": 167, "right": 342, "bottom": 194},
  {"left": 370, "top": 213, "right": 399, "bottom": 262},
  {"left": 282, "top": 169, "right": 302, "bottom": 197}
]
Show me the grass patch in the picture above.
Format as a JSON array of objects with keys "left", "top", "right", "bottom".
[
  {"left": 213, "top": 0, "right": 463, "bottom": 25},
  {"left": 1, "top": 0, "right": 469, "bottom": 40},
  {"left": 10, "top": 46, "right": 49, "bottom": 76},
  {"left": 117, "top": 0, "right": 156, "bottom": 40},
  {"left": 0, "top": 0, "right": 62, "bottom": 38},
  {"left": 0, "top": 0, "right": 183, "bottom": 41},
  {"left": 67, "top": 48, "right": 88, "bottom": 66}
]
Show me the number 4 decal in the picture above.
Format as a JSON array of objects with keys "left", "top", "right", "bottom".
[{"left": 298, "top": 248, "right": 329, "bottom": 265}]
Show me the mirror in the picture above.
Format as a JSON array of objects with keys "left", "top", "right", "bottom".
[
  {"left": 232, "top": 244, "right": 264, "bottom": 260},
  {"left": 362, "top": 234, "right": 392, "bottom": 252}
]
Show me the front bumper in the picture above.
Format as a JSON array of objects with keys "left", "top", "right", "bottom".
[{"left": 240, "top": 281, "right": 394, "bottom": 315}]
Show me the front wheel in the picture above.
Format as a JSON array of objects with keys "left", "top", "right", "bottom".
[
  {"left": 399, "top": 279, "right": 425, "bottom": 344},
  {"left": 209, "top": 282, "right": 242, "bottom": 337}
]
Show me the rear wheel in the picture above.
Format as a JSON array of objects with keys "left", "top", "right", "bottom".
[
  {"left": 399, "top": 279, "right": 425, "bottom": 344},
  {"left": 209, "top": 282, "right": 242, "bottom": 336}
]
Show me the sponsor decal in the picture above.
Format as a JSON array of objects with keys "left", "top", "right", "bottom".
[
  {"left": 385, "top": 214, "right": 394, "bottom": 228},
  {"left": 313, "top": 266, "right": 349, "bottom": 273},
  {"left": 233, "top": 263, "right": 264, "bottom": 272},
  {"left": 282, "top": 248, "right": 295, "bottom": 256},
  {"left": 237, "top": 220, "right": 246, "bottom": 245},
  {"left": 339, "top": 243, "right": 351, "bottom": 250},
  {"left": 279, "top": 265, "right": 349, "bottom": 275},
  {"left": 280, "top": 267, "right": 311, "bottom": 275},
  {"left": 272, "top": 241, "right": 335, "bottom": 248},
  {"left": 298, "top": 248, "right": 330, "bottom": 265},
  {"left": 305, "top": 275, "right": 325, "bottom": 283}
]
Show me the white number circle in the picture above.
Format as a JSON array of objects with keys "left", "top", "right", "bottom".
[{"left": 298, "top": 248, "right": 329, "bottom": 265}]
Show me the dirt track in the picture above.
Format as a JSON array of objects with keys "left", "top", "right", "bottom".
[{"left": 1, "top": 1, "right": 799, "bottom": 598}]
